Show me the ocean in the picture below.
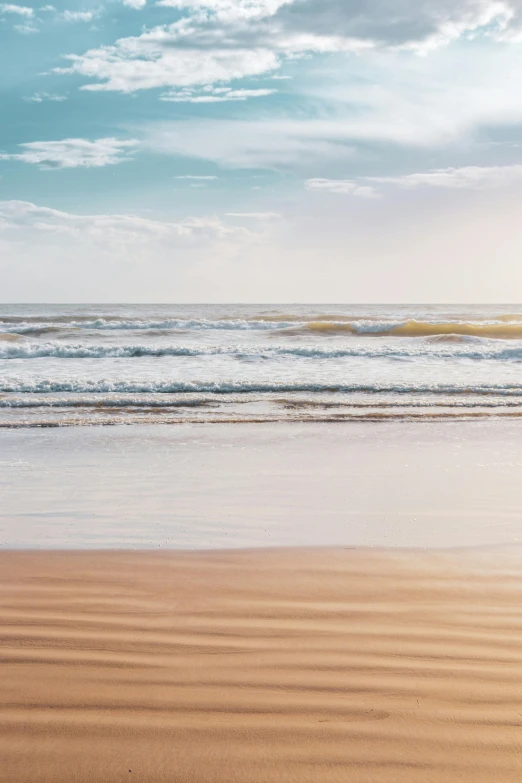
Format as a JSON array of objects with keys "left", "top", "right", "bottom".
[{"left": 2, "top": 303, "right": 522, "bottom": 427}]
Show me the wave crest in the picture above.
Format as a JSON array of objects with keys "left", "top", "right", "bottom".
[
  {"left": 3, "top": 315, "right": 522, "bottom": 340},
  {"left": 2, "top": 380, "right": 522, "bottom": 395},
  {"left": 3, "top": 341, "right": 522, "bottom": 361},
  {"left": 280, "top": 319, "right": 522, "bottom": 339}
]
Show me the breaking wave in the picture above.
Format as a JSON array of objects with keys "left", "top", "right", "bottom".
[
  {"left": 3, "top": 316, "right": 522, "bottom": 339},
  {"left": 4, "top": 342, "right": 522, "bottom": 361},
  {"left": 2, "top": 379, "right": 522, "bottom": 395},
  {"left": 281, "top": 319, "right": 522, "bottom": 339},
  {"left": 3, "top": 306, "right": 522, "bottom": 427},
  {"left": 0, "top": 318, "right": 297, "bottom": 334},
  {"left": 390, "top": 320, "right": 522, "bottom": 339}
]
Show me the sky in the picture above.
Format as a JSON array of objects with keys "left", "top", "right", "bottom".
[{"left": 3, "top": 0, "right": 522, "bottom": 302}]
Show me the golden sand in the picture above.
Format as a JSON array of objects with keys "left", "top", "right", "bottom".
[{"left": 1, "top": 548, "right": 522, "bottom": 782}]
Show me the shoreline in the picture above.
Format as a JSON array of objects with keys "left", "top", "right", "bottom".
[
  {"left": 3, "top": 540, "right": 522, "bottom": 556},
  {"left": 3, "top": 408, "right": 522, "bottom": 428},
  {"left": 2, "top": 546, "right": 522, "bottom": 782}
]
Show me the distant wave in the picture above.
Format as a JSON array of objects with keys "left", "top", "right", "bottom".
[
  {"left": 2, "top": 380, "right": 522, "bottom": 395},
  {"left": 391, "top": 320, "right": 522, "bottom": 339},
  {"left": 0, "top": 313, "right": 367, "bottom": 324},
  {"left": 0, "top": 315, "right": 133, "bottom": 324},
  {"left": 4, "top": 342, "right": 522, "bottom": 361},
  {"left": 3, "top": 316, "right": 522, "bottom": 339},
  {"left": 281, "top": 319, "right": 522, "bottom": 339},
  {"left": 0, "top": 319, "right": 296, "bottom": 334}
]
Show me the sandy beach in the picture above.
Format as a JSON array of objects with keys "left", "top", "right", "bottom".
[{"left": 2, "top": 547, "right": 522, "bottom": 782}]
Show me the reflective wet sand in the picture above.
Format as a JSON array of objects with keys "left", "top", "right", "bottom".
[{"left": 1, "top": 421, "right": 522, "bottom": 549}]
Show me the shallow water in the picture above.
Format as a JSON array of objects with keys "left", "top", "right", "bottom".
[
  {"left": 1, "top": 420, "right": 521, "bottom": 550},
  {"left": 3, "top": 304, "right": 522, "bottom": 426}
]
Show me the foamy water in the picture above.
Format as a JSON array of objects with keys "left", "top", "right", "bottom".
[{"left": 2, "top": 303, "right": 522, "bottom": 426}]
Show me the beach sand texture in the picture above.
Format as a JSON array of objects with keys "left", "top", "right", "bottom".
[{"left": 1, "top": 548, "right": 522, "bottom": 782}]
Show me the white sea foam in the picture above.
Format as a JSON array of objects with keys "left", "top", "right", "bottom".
[
  {"left": 2, "top": 305, "right": 522, "bottom": 426},
  {"left": 3, "top": 315, "right": 522, "bottom": 338},
  {"left": 3, "top": 342, "right": 522, "bottom": 361},
  {"left": 1, "top": 379, "right": 522, "bottom": 395},
  {"left": 0, "top": 318, "right": 297, "bottom": 333},
  {"left": 1, "top": 394, "right": 522, "bottom": 409}
]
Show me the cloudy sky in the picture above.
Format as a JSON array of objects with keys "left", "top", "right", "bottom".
[{"left": 2, "top": 0, "right": 522, "bottom": 302}]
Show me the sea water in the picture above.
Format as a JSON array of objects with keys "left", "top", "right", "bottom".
[{"left": 2, "top": 303, "right": 522, "bottom": 427}]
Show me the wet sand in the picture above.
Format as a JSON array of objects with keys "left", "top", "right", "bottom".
[
  {"left": 2, "top": 547, "right": 522, "bottom": 782},
  {"left": 4, "top": 421, "right": 522, "bottom": 550}
]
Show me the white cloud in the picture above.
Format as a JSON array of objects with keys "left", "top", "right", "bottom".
[
  {"left": 156, "top": 0, "right": 292, "bottom": 21},
  {"left": 5, "top": 191, "right": 522, "bottom": 304},
  {"left": 306, "top": 178, "right": 379, "bottom": 198},
  {"left": 175, "top": 174, "right": 218, "bottom": 179},
  {"left": 160, "top": 86, "right": 276, "bottom": 102},
  {"left": 142, "top": 119, "right": 360, "bottom": 168},
  {"left": 54, "top": 2, "right": 366, "bottom": 95},
  {"left": 155, "top": 0, "right": 522, "bottom": 48},
  {"left": 23, "top": 92, "right": 67, "bottom": 103},
  {"left": 368, "top": 164, "right": 522, "bottom": 189},
  {"left": 56, "top": 31, "right": 280, "bottom": 93},
  {"left": 272, "top": 0, "right": 520, "bottom": 52},
  {"left": 53, "top": 0, "right": 522, "bottom": 97},
  {"left": 0, "top": 200, "right": 266, "bottom": 301},
  {"left": 0, "top": 200, "right": 248, "bottom": 241},
  {"left": 123, "top": 0, "right": 147, "bottom": 7},
  {"left": 0, "top": 3, "right": 33, "bottom": 16},
  {"left": 13, "top": 21, "right": 38, "bottom": 32},
  {"left": 62, "top": 9, "right": 96, "bottom": 22},
  {"left": 0, "top": 138, "right": 138, "bottom": 169},
  {"left": 306, "top": 165, "right": 522, "bottom": 198},
  {"left": 1, "top": 2, "right": 38, "bottom": 31},
  {"left": 133, "top": 39, "right": 522, "bottom": 171},
  {"left": 226, "top": 211, "right": 282, "bottom": 218}
]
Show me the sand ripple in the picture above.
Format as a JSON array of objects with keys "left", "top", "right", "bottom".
[{"left": 1, "top": 548, "right": 522, "bottom": 782}]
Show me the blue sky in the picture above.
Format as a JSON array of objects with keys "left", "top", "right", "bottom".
[{"left": 3, "top": 0, "right": 522, "bottom": 301}]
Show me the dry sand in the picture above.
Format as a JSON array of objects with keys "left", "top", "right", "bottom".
[{"left": 1, "top": 547, "right": 522, "bottom": 782}]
